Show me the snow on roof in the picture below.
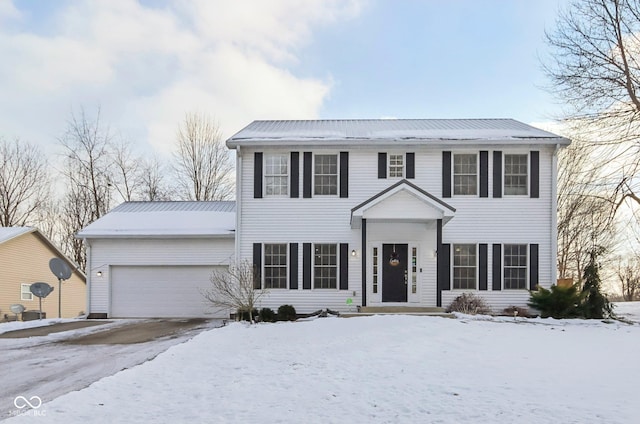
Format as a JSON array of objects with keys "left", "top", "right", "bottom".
[
  {"left": 77, "top": 201, "right": 236, "bottom": 239},
  {"left": 226, "top": 119, "right": 571, "bottom": 147},
  {"left": 0, "top": 226, "right": 34, "bottom": 245}
]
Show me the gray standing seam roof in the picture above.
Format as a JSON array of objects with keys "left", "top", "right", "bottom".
[{"left": 110, "top": 201, "right": 236, "bottom": 213}]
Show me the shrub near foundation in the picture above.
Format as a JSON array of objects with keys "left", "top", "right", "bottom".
[
  {"left": 446, "top": 293, "right": 492, "bottom": 315},
  {"left": 277, "top": 304, "right": 297, "bottom": 321}
]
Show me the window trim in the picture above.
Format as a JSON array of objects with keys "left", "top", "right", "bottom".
[
  {"left": 263, "top": 153, "right": 289, "bottom": 197},
  {"left": 503, "top": 152, "right": 530, "bottom": 197},
  {"left": 313, "top": 153, "right": 339, "bottom": 196},
  {"left": 313, "top": 243, "right": 338, "bottom": 289},
  {"left": 452, "top": 152, "right": 479, "bottom": 196},
  {"left": 503, "top": 243, "right": 529, "bottom": 290},
  {"left": 263, "top": 243, "right": 288, "bottom": 289},
  {"left": 20, "top": 283, "right": 33, "bottom": 301},
  {"left": 452, "top": 244, "right": 477, "bottom": 290},
  {"left": 388, "top": 153, "right": 405, "bottom": 179}
]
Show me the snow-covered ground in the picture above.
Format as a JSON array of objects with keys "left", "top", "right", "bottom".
[{"left": 4, "top": 303, "right": 639, "bottom": 424}]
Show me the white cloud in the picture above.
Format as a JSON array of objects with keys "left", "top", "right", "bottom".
[{"left": 0, "top": 0, "right": 363, "bottom": 153}]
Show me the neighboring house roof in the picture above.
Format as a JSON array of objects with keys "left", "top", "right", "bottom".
[
  {"left": 0, "top": 226, "right": 86, "bottom": 281},
  {"left": 226, "top": 119, "right": 571, "bottom": 147},
  {"left": 77, "top": 201, "right": 236, "bottom": 239}
]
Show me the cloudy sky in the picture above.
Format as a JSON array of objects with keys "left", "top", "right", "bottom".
[{"left": 0, "top": 0, "right": 566, "bottom": 155}]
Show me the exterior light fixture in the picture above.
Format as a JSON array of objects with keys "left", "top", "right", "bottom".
[
  {"left": 351, "top": 249, "right": 357, "bottom": 257},
  {"left": 96, "top": 271, "right": 103, "bottom": 277}
]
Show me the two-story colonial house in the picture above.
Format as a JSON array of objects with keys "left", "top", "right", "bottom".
[{"left": 226, "top": 119, "right": 570, "bottom": 314}]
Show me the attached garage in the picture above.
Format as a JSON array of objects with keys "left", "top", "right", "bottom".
[
  {"left": 110, "top": 265, "right": 224, "bottom": 318},
  {"left": 77, "top": 201, "right": 236, "bottom": 319}
]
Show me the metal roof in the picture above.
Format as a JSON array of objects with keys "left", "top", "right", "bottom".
[
  {"left": 77, "top": 201, "right": 236, "bottom": 238},
  {"left": 111, "top": 201, "right": 236, "bottom": 213},
  {"left": 0, "top": 227, "right": 34, "bottom": 245},
  {"left": 226, "top": 119, "right": 571, "bottom": 147}
]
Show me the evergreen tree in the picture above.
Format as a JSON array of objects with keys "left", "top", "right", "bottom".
[{"left": 580, "top": 251, "right": 613, "bottom": 319}]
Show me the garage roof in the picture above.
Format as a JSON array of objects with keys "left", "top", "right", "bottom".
[{"left": 77, "top": 201, "right": 236, "bottom": 239}]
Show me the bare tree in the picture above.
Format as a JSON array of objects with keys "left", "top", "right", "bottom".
[
  {"left": 137, "top": 155, "right": 174, "bottom": 201},
  {"left": 111, "top": 139, "right": 140, "bottom": 202},
  {"left": 58, "top": 108, "right": 114, "bottom": 267},
  {"left": 200, "top": 260, "right": 266, "bottom": 322},
  {"left": 173, "top": 112, "right": 234, "bottom": 201},
  {"left": 545, "top": 0, "right": 640, "bottom": 209},
  {"left": 616, "top": 256, "right": 640, "bottom": 300},
  {"left": 0, "top": 138, "right": 50, "bottom": 227}
]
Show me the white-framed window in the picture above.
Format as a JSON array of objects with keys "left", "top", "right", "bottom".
[
  {"left": 314, "top": 154, "right": 338, "bottom": 195},
  {"left": 389, "top": 154, "right": 404, "bottom": 178},
  {"left": 21, "top": 283, "right": 33, "bottom": 301},
  {"left": 264, "top": 244, "right": 287, "bottom": 289},
  {"left": 265, "top": 154, "right": 288, "bottom": 196},
  {"left": 504, "top": 154, "right": 528, "bottom": 195},
  {"left": 453, "top": 244, "right": 477, "bottom": 289},
  {"left": 453, "top": 154, "right": 478, "bottom": 195},
  {"left": 504, "top": 244, "right": 527, "bottom": 289},
  {"left": 314, "top": 244, "right": 337, "bottom": 289}
]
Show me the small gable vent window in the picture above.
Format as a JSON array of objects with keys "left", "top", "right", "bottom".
[{"left": 21, "top": 283, "right": 33, "bottom": 301}]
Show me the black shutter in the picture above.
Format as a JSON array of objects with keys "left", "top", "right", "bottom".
[
  {"left": 492, "top": 244, "right": 502, "bottom": 291},
  {"left": 406, "top": 153, "right": 415, "bottom": 179},
  {"left": 530, "top": 244, "right": 539, "bottom": 290},
  {"left": 340, "top": 152, "right": 349, "bottom": 198},
  {"left": 439, "top": 243, "right": 451, "bottom": 291},
  {"left": 442, "top": 151, "right": 452, "bottom": 198},
  {"left": 289, "top": 243, "right": 298, "bottom": 290},
  {"left": 378, "top": 153, "right": 387, "bottom": 179},
  {"left": 493, "top": 151, "right": 502, "bottom": 198},
  {"left": 340, "top": 243, "right": 349, "bottom": 290},
  {"left": 479, "top": 244, "right": 488, "bottom": 290},
  {"left": 290, "top": 152, "right": 299, "bottom": 198},
  {"left": 480, "top": 151, "right": 489, "bottom": 198},
  {"left": 303, "top": 152, "right": 312, "bottom": 198},
  {"left": 531, "top": 151, "right": 539, "bottom": 198},
  {"left": 303, "top": 243, "right": 312, "bottom": 289},
  {"left": 254, "top": 152, "right": 263, "bottom": 199},
  {"left": 253, "top": 243, "right": 262, "bottom": 289}
]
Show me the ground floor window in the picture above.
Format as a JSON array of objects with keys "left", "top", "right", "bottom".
[
  {"left": 504, "top": 244, "right": 527, "bottom": 289},
  {"left": 453, "top": 244, "right": 476, "bottom": 289},
  {"left": 21, "top": 283, "right": 33, "bottom": 301},
  {"left": 264, "top": 244, "right": 287, "bottom": 289},
  {"left": 314, "top": 244, "right": 337, "bottom": 288}
]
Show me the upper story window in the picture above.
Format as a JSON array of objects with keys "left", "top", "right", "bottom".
[
  {"left": 453, "top": 154, "right": 477, "bottom": 195},
  {"left": 504, "top": 244, "right": 527, "bottom": 289},
  {"left": 453, "top": 244, "right": 476, "bottom": 289},
  {"left": 504, "top": 154, "right": 528, "bottom": 195},
  {"left": 314, "top": 243, "right": 337, "bottom": 288},
  {"left": 21, "top": 283, "right": 33, "bottom": 301},
  {"left": 314, "top": 154, "right": 337, "bottom": 195},
  {"left": 265, "top": 154, "right": 288, "bottom": 196},
  {"left": 389, "top": 154, "right": 404, "bottom": 178},
  {"left": 264, "top": 243, "right": 287, "bottom": 289}
]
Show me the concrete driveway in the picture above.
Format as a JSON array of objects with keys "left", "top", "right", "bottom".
[{"left": 0, "top": 318, "right": 223, "bottom": 419}]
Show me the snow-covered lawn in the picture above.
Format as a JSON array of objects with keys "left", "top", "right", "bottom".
[{"left": 5, "top": 304, "right": 639, "bottom": 424}]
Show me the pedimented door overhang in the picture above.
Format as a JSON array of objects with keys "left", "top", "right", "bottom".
[{"left": 350, "top": 179, "right": 455, "bottom": 229}]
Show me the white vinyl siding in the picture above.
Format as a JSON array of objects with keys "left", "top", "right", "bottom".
[
  {"left": 504, "top": 154, "right": 528, "bottom": 195},
  {"left": 453, "top": 154, "right": 477, "bottom": 195},
  {"left": 314, "top": 154, "right": 337, "bottom": 195},
  {"left": 20, "top": 283, "right": 33, "bottom": 301},
  {"left": 264, "top": 243, "right": 287, "bottom": 289},
  {"left": 265, "top": 154, "right": 288, "bottom": 196}
]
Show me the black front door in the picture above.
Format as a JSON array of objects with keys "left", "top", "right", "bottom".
[{"left": 382, "top": 244, "right": 408, "bottom": 302}]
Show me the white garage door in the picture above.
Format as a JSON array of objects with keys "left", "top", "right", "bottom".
[{"left": 111, "top": 265, "right": 226, "bottom": 318}]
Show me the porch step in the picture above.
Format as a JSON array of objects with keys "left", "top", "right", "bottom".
[{"left": 359, "top": 306, "right": 446, "bottom": 313}]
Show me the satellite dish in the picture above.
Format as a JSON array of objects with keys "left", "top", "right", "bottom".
[
  {"left": 10, "top": 304, "right": 25, "bottom": 314},
  {"left": 30, "top": 282, "right": 54, "bottom": 298},
  {"left": 49, "top": 258, "right": 72, "bottom": 280}
]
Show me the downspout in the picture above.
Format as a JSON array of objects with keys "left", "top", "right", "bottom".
[
  {"left": 550, "top": 144, "right": 560, "bottom": 286},
  {"left": 85, "top": 239, "right": 91, "bottom": 316},
  {"left": 235, "top": 146, "right": 242, "bottom": 262}
]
